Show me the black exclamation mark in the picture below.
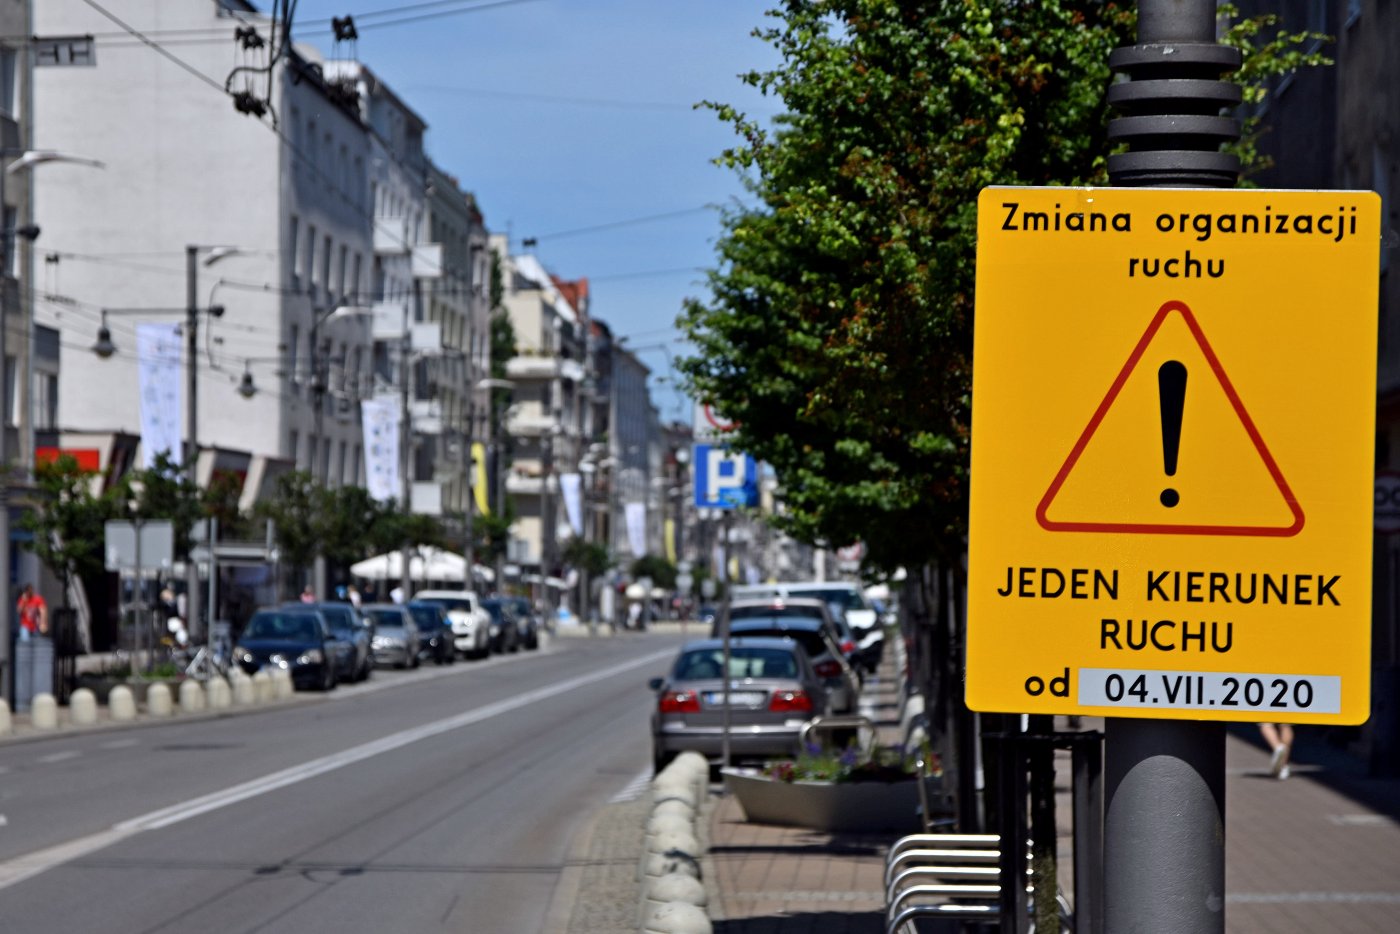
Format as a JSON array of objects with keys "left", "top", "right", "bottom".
[{"left": 1159, "top": 360, "right": 1187, "bottom": 508}]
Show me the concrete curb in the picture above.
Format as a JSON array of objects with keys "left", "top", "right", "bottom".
[
  {"left": 640, "top": 752, "right": 713, "bottom": 933},
  {"left": 0, "top": 673, "right": 320, "bottom": 747}
]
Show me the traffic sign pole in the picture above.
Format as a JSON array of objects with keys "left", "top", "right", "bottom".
[{"left": 1104, "top": 5, "right": 1233, "bottom": 932}]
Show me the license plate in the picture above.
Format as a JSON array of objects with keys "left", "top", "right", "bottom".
[{"left": 704, "top": 691, "right": 765, "bottom": 706}]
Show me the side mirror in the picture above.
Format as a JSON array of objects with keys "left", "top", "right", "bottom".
[{"left": 647, "top": 677, "right": 664, "bottom": 691}]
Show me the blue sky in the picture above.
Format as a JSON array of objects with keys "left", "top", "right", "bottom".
[{"left": 289, "top": 0, "right": 783, "bottom": 424}]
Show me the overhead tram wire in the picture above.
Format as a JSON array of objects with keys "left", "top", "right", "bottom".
[{"left": 523, "top": 206, "right": 715, "bottom": 245}]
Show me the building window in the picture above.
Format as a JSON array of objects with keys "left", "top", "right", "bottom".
[
  {"left": 33, "top": 36, "right": 95, "bottom": 67},
  {"left": 338, "top": 244, "right": 348, "bottom": 299},
  {"left": 304, "top": 224, "right": 317, "bottom": 296},
  {"left": 0, "top": 47, "right": 16, "bottom": 117},
  {"left": 289, "top": 215, "right": 300, "bottom": 288},
  {"left": 289, "top": 324, "right": 301, "bottom": 390},
  {"left": 35, "top": 373, "right": 58, "bottom": 431},
  {"left": 322, "top": 234, "right": 332, "bottom": 297},
  {"left": 351, "top": 253, "right": 362, "bottom": 304},
  {"left": 289, "top": 429, "right": 300, "bottom": 468}
]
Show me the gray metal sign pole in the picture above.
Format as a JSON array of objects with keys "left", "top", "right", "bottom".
[{"left": 1102, "top": 1, "right": 1238, "bottom": 930}]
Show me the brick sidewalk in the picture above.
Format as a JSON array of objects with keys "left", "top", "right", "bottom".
[{"left": 703, "top": 716, "right": 1400, "bottom": 933}]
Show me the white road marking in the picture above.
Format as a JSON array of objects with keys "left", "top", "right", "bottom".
[
  {"left": 99, "top": 739, "right": 140, "bottom": 750},
  {"left": 607, "top": 769, "right": 653, "bottom": 804},
  {"left": 0, "top": 648, "right": 674, "bottom": 891},
  {"left": 36, "top": 751, "right": 80, "bottom": 765}
]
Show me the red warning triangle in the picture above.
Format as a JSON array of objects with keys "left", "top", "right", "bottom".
[{"left": 1036, "top": 300, "right": 1304, "bottom": 537}]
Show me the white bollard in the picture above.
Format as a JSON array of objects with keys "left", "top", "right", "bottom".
[
  {"left": 207, "top": 676, "right": 231, "bottom": 709},
  {"left": 653, "top": 798, "right": 696, "bottom": 823},
  {"left": 652, "top": 782, "right": 698, "bottom": 811},
  {"left": 642, "top": 872, "right": 709, "bottom": 929},
  {"left": 179, "top": 679, "right": 205, "bottom": 713},
  {"left": 69, "top": 687, "right": 98, "bottom": 726},
  {"left": 232, "top": 675, "right": 255, "bottom": 707},
  {"left": 273, "top": 669, "right": 294, "bottom": 699},
  {"left": 146, "top": 683, "right": 173, "bottom": 717},
  {"left": 252, "top": 670, "right": 274, "bottom": 704},
  {"left": 30, "top": 693, "right": 59, "bottom": 730},
  {"left": 646, "top": 812, "right": 694, "bottom": 845},
  {"left": 0, "top": 699, "right": 10, "bottom": 735},
  {"left": 108, "top": 685, "right": 136, "bottom": 722},
  {"left": 644, "top": 900, "right": 712, "bottom": 934}
]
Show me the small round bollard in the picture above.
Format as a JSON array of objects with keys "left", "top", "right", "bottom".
[
  {"left": 231, "top": 675, "right": 256, "bottom": 707},
  {"left": 69, "top": 687, "right": 98, "bottom": 726},
  {"left": 649, "top": 872, "right": 707, "bottom": 908},
  {"left": 146, "top": 682, "right": 173, "bottom": 717},
  {"left": 30, "top": 693, "right": 59, "bottom": 730},
  {"left": 207, "top": 676, "right": 231, "bottom": 709},
  {"left": 179, "top": 679, "right": 205, "bottom": 713},
  {"left": 644, "top": 900, "right": 712, "bottom": 934},
  {"left": 647, "top": 828, "right": 702, "bottom": 866},
  {"left": 0, "top": 699, "right": 11, "bottom": 735},
  {"left": 642, "top": 849, "right": 701, "bottom": 881},
  {"left": 108, "top": 685, "right": 136, "bottom": 722},
  {"left": 652, "top": 782, "right": 697, "bottom": 811},
  {"left": 252, "top": 670, "right": 274, "bottom": 703},
  {"left": 653, "top": 798, "right": 696, "bottom": 823},
  {"left": 647, "top": 812, "right": 694, "bottom": 842},
  {"left": 273, "top": 669, "right": 294, "bottom": 699}
]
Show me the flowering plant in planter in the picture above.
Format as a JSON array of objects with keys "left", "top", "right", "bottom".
[{"left": 761, "top": 741, "right": 942, "bottom": 784}]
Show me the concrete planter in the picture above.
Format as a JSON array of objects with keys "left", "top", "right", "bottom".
[{"left": 721, "top": 767, "right": 926, "bottom": 833}]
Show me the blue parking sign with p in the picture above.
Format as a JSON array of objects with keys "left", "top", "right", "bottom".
[{"left": 694, "top": 444, "right": 758, "bottom": 509}]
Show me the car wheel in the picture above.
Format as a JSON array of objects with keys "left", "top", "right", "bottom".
[
  {"left": 411, "top": 651, "right": 421, "bottom": 669},
  {"left": 321, "top": 665, "right": 336, "bottom": 692}
]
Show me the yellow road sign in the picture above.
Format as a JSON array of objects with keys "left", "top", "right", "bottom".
[{"left": 967, "top": 187, "right": 1380, "bottom": 723}]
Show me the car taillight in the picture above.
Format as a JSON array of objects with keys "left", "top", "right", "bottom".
[
  {"left": 840, "top": 639, "right": 855, "bottom": 655},
  {"left": 768, "top": 690, "right": 813, "bottom": 713},
  {"left": 814, "top": 660, "right": 842, "bottom": 678},
  {"left": 659, "top": 690, "right": 701, "bottom": 714}
]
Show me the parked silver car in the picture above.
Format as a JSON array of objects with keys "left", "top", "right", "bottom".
[
  {"left": 715, "top": 599, "right": 861, "bottom": 713},
  {"left": 649, "top": 636, "right": 827, "bottom": 773},
  {"left": 362, "top": 604, "right": 422, "bottom": 669}
]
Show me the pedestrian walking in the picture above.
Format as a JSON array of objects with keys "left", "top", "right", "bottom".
[
  {"left": 299, "top": 585, "right": 316, "bottom": 604},
  {"left": 1260, "top": 722, "right": 1294, "bottom": 779},
  {"left": 346, "top": 584, "right": 362, "bottom": 608},
  {"left": 16, "top": 584, "right": 48, "bottom": 640}
]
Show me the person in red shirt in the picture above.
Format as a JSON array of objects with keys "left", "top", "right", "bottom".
[{"left": 16, "top": 584, "right": 48, "bottom": 641}]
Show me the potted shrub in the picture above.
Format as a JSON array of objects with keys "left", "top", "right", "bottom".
[{"left": 722, "top": 743, "right": 945, "bottom": 833}]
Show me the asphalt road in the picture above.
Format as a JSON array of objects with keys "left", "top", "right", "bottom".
[{"left": 0, "top": 631, "right": 685, "bottom": 933}]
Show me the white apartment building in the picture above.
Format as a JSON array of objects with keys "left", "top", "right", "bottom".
[
  {"left": 32, "top": 1, "right": 374, "bottom": 504},
  {"left": 495, "top": 239, "right": 585, "bottom": 582}
]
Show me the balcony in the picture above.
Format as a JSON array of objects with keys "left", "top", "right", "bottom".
[
  {"left": 505, "top": 356, "right": 585, "bottom": 383},
  {"left": 373, "top": 219, "right": 409, "bottom": 256},
  {"left": 506, "top": 411, "right": 558, "bottom": 437},
  {"left": 372, "top": 301, "right": 409, "bottom": 340}
]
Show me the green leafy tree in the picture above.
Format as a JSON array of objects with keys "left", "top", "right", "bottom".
[
  {"left": 630, "top": 555, "right": 677, "bottom": 590},
  {"left": 563, "top": 536, "right": 612, "bottom": 578},
  {"left": 20, "top": 455, "right": 121, "bottom": 603},
  {"left": 120, "top": 451, "right": 203, "bottom": 553},
  {"left": 255, "top": 471, "right": 322, "bottom": 577},
  {"left": 320, "top": 485, "right": 390, "bottom": 566},
  {"left": 680, "top": 1, "right": 1326, "bottom": 571}
]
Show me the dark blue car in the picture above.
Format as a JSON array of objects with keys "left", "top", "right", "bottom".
[{"left": 235, "top": 608, "right": 339, "bottom": 691}]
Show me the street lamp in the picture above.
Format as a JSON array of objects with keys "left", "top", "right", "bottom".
[
  {"left": 0, "top": 149, "right": 104, "bottom": 706},
  {"left": 90, "top": 247, "right": 245, "bottom": 644}
]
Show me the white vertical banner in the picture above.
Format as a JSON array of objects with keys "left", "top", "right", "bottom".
[
  {"left": 136, "top": 323, "right": 182, "bottom": 469},
  {"left": 625, "top": 501, "right": 647, "bottom": 557},
  {"left": 361, "top": 396, "right": 401, "bottom": 502},
  {"left": 559, "top": 472, "right": 583, "bottom": 536}
]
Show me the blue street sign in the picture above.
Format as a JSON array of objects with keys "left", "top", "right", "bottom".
[{"left": 693, "top": 444, "right": 759, "bottom": 509}]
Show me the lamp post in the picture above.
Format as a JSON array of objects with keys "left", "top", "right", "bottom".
[
  {"left": 308, "top": 305, "right": 372, "bottom": 598},
  {"left": 0, "top": 150, "right": 103, "bottom": 705},
  {"left": 92, "top": 245, "right": 243, "bottom": 645}
]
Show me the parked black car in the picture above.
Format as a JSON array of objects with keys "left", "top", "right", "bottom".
[
  {"left": 502, "top": 595, "right": 541, "bottom": 649},
  {"left": 234, "top": 608, "right": 338, "bottom": 691},
  {"left": 480, "top": 597, "right": 521, "bottom": 654},
  {"left": 292, "top": 602, "right": 373, "bottom": 683},
  {"left": 406, "top": 601, "right": 455, "bottom": 664}
]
